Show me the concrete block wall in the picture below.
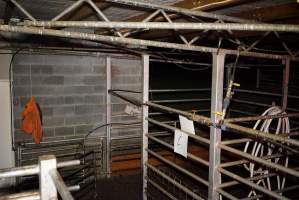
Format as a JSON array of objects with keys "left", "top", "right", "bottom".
[
  {"left": 12, "top": 53, "right": 142, "bottom": 143},
  {"left": 111, "top": 57, "right": 142, "bottom": 139}
]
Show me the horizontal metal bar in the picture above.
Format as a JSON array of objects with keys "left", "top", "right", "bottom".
[
  {"left": 220, "top": 138, "right": 252, "bottom": 145},
  {"left": 223, "top": 122, "right": 299, "bottom": 147},
  {"left": 147, "top": 102, "right": 299, "bottom": 148},
  {"left": 0, "top": 25, "right": 291, "bottom": 60},
  {"left": 219, "top": 144, "right": 299, "bottom": 178},
  {"left": 147, "top": 102, "right": 212, "bottom": 126},
  {"left": 149, "top": 88, "right": 211, "bottom": 93},
  {"left": 224, "top": 112, "right": 299, "bottom": 123},
  {"left": 147, "top": 117, "right": 210, "bottom": 144},
  {"left": 0, "top": 185, "right": 79, "bottom": 200},
  {"left": 147, "top": 164, "right": 204, "bottom": 200},
  {"left": 23, "top": 21, "right": 299, "bottom": 33},
  {"left": 147, "top": 148, "right": 209, "bottom": 186},
  {"left": 146, "top": 177, "right": 178, "bottom": 200},
  {"left": 147, "top": 134, "right": 209, "bottom": 166},
  {"left": 0, "top": 160, "right": 80, "bottom": 178},
  {"left": 152, "top": 98, "right": 210, "bottom": 103},
  {"left": 219, "top": 168, "right": 289, "bottom": 200},
  {"left": 219, "top": 172, "right": 277, "bottom": 189}
]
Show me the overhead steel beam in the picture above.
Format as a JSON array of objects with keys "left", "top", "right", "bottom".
[
  {"left": 22, "top": 21, "right": 299, "bottom": 33},
  {"left": 0, "top": 25, "right": 292, "bottom": 60},
  {"left": 105, "top": 0, "right": 253, "bottom": 23}
]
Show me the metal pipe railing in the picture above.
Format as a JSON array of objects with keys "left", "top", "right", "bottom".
[
  {"left": 219, "top": 144, "right": 299, "bottom": 178},
  {"left": 147, "top": 134, "right": 209, "bottom": 167},
  {"left": 147, "top": 117, "right": 210, "bottom": 145},
  {"left": 147, "top": 164, "right": 204, "bottom": 200},
  {"left": 0, "top": 185, "right": 80, "bottom": 200},
  {"left": 0, "top": 155, "right": 80, "bottom": 200},
  {"left": 147, "top": 149, "right": 209, "bottom": 186},
  {"left": 0, "top": 160, "right": 80, "bottom": 179},
  {"left": 218, "top": 168, "right": 289, "bottom": 200}
]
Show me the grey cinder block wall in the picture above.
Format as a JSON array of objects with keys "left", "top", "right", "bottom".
[{"left": 12, "top": 53, "right": 142, "bottom": 143}]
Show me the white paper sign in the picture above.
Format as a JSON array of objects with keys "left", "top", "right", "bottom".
[
  {"left": 179, "top": 115, "right": 195, "bottom": 135},
  {"left": 174, "top": 129, "right": 188, "bottom": 157}
]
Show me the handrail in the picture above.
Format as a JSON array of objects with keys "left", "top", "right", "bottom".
[{"left": 0, "top": 155, "right": 80, "bottom": 200}]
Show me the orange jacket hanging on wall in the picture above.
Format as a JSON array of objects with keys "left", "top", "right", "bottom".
[{"left": 21, "top": 97, "right": 43, "bottom": 144}]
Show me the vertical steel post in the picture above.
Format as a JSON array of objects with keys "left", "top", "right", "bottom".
[
  {"left": 282, "top": 57, "right": 290, "bottom": 111},
  {"left": 208, "top": 52, "right": 225, "bottom": 200},
  {"left": 106, "top": 56, "right": 112, "bottom": 178},
  {"left": 142, "top": 54, "right": 149, "bottom": 200},
  {"left": 39, "top": 155, "right": 57, "bottom": 200}
]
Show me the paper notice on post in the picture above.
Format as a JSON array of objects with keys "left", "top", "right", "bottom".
[
  {"left": 179, "top": 115, "right": 195, "bottom": 135},
  {"left": 174, "top": 129, "right": 188, "bottom": 157}
]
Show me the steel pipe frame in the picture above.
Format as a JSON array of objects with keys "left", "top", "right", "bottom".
[
  {"left": 105, "top": 0, "right": 253, "bottom": 24},
  {"left": 147, "top": 163, "right": 205, "bottom": 200},
  {"left": 0, "top": 25, "right": 294, "bottom": 60},
  {"left": 142, "top": 55, "right": 150, "bottom": 200},
  {"left": 224, "top": 112, "right": 299, "bottom": 123},
  {"left": 216, "top": 188, "right": 239, "bottom": 200},
  {"left": 106, "top": 56, "right": 112, "bottom": 177},
  {"left": 151, "top": 98, "right": 210, "bottom": 103},
  {"left": 0, "top": 185, "right": 80, "bottom": 200},
  {"left": 146, "top": 177, "right": 178, "bottom": 200},
  {"left": 0, "top": 160, "right": 80, "bottom": 178},
  {"left": 23, "top": 21, "right": 299, "bottom": 33},
  {"left": 219, "top": 167, "right": 289, "bottom": 200},
  {"left": 5, "top": 0, "right": 299, "bottom": 60},
  {"left": 147, "top": 148, "right": 209, "bottom": 186},
  {"left": 149, "top": 88, "right": 211, "bottom": 93},
  {"left": 219, "top": 172, "right": 278, "bottom": 189},
  {"left": 209, "top": 52, "right": 225, "bottom": 200},
  {"left": 147, "top": 134, "right": 209, "bottom": 167},
  {"left": 219, "top": 143, "right": 299, "bottom": 178},
  {"left": 240, "top": 184, "right": 299, "bottom": 200},
  {"left": 147, "top": 117, "right": 210, "bottom": 145},
  {"left": 146, "top": 102, "right": 299, "bottom": 148}
]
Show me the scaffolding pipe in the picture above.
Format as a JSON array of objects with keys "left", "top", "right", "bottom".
[
  {"left": 0, "top": 25, "right": 291, "bottom": 60},
  {"left": 23, "top": 21, "right": 299, "bottom": 33}
]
